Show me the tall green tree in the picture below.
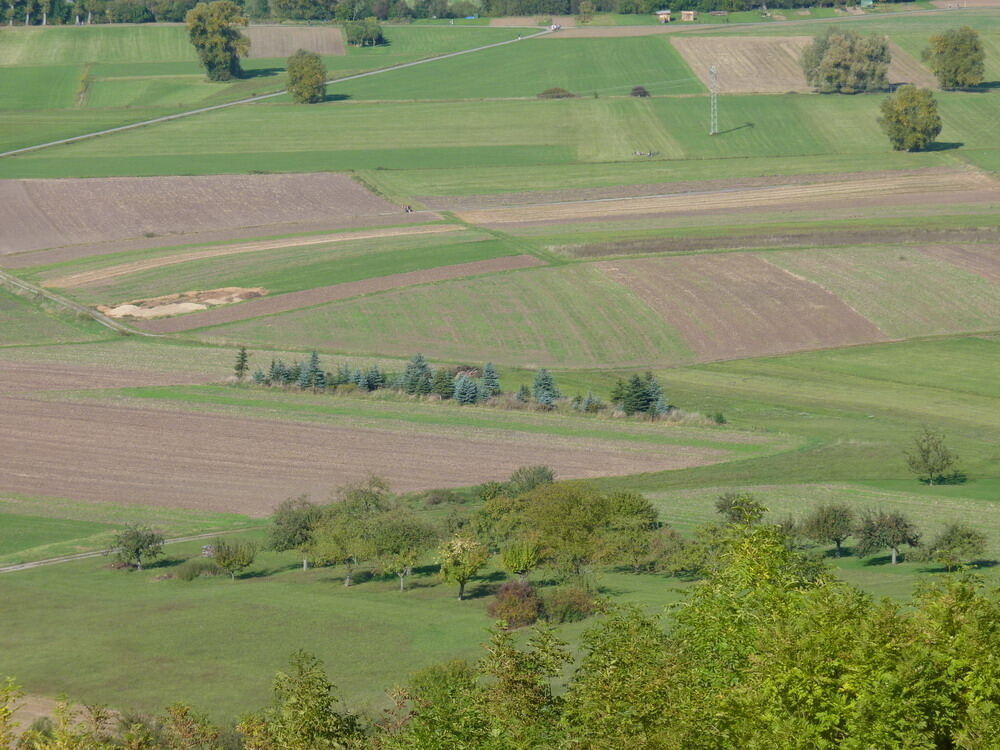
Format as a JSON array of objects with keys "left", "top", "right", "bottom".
[
  {"left": 879, "top": 85, "right": 942, "bottom": 152},
  {"left": 801, "top": 503, "right": 854, "bottom": 556},
  {"left": 481, "top": 362, "right": 501, "bottom": 397},
  {"left": 438, "top": 536, "right": 490, "bottom": 600},
  {"left": 108, "top": 523, "right": 164, "bottom": 570},
  {"left": 267, "top": 495, "right": 323, "bottom": 569},
  {"left": 905, "top": 425, "right": 959, "bottom": 484},
  {"left": 430, "top": 368, "right": 455, "bottom": 400},
  {"left": 802, "top": 28, "right": 889, "bottom": 93},
  {"left": 373, "top": 511, "right": 436, "bottom": 591},
  {"left": 213, "top": 537, "right": 257, "bottom": 579},
  {"left": 855, "top": 510, "right": 920, "bottom": 564},
  {"left": 234, "top": 345, "right": 249, "bottom": 380},
  {"left": 402, "top": 353, "right": 432, "bottom": 395},
  {"left": 923, "top": 26, "right": 985, "bottom": 89},
  {"left": 453, "top": 374, "right": 479, "bottom": 405},
  {"left": 186, "top": 0, "right": 249, "bottom": 81},
  {"left": 287, "top": 48, "right": 327, "bottom": 103},
  {"left": 237, "top": 651, "right": 359, "bottom": 749}
]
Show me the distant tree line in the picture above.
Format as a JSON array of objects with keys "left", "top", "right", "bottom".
[{"left": 235, "top": 349, "right": 688, "bottom": 421}]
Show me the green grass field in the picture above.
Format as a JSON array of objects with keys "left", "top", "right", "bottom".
[{"left": 0, "top": 287, "right": 108, "bottom": 346}]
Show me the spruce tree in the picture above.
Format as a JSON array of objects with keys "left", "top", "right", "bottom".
[
  {"left": 234, "top": 346, "right": 249, "bottom": 380},
  {"left": 454, "top": 374, "right": 480, "bottom": 405},
  {"left": 532, "top": 369, "right": 560, "bottom": 407},
  {"left": 432, "top": 368, "right": 455, "bottom": 400},
  {"left": 296, "top": 363, "right": 312, "bottom": 389},
  {"left": 252, "top": 369, "right": 266, "bottom": 385},
  {"left": 364, "top": 365, "right": 385, "bottom": 391},
  {"left": 481, "top": 362, "right": 501, "bottom": 397},
  {"left": 621, "top": 374, "right": 650, "bottom": 416},
  {"left": 403, "top": 354, "right": 433, "bottom": 395}
]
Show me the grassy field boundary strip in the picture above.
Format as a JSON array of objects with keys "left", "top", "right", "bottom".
[
  {"left": 0, "top": 27, "right": 553, "bottom": 159},
  {"left": 0, "top": 528, "right": 256, "bottom": 574},
  {"left": 0, "top": 268, "right": 156, "bottom": 337}
]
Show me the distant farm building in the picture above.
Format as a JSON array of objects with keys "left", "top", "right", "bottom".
[
  {"left": 655, "top": 9, "right": 671, "bottom": 22},
  {"left": 681, "top": 10, "right": 697, "bottom": 21}
]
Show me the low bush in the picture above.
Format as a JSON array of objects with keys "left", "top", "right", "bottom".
[
  {"left": 538, "top": 87, "right": 575, "bottom": 99},
  {"left": 541, "top": 585, "right": 602, "bottom": 624},
  {"left": 631, "top": 85, "right": 650, "bottom": 97},
  {"left": 174, "top": 558, "right": 223, "bottom": 581},
  {"left": 487, "top": 581, "right": 543, "bottom": 628}
]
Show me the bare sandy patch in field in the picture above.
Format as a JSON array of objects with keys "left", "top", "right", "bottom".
[
  {"left": 672, "top": 36, "right": 936, "bottom": 93},
  {"left": 0, "top": 173, "right": 407, "bottom": 256},
  {"left": 597, "top": 253, "right": 887, "bottom": 360},
  {"left": 135, "top": 254, "right": 547, "bottom": 333},
  {"left": 456, "top": 170, "right": 998, "bottom": 226},
  {"left": 0, "top": 396, "right": 724, "bottom": 515},
  {"left": 244, "top": 24, "right": 345, "bottom": 57},
  {"left": 0, "top": 361, "right": 209, "bottom": 393},
  {"left": 922, "top": 244, "right": 1000, "bottom": 283},
  {"left": 98, "top": 288, "right": 266, "bottom": 320},
  {"left": 42, "top": 225, "right": 461, "bottom": 290},
  {"left": 491, "top": 15, "right": 576, "bottom": 26}
]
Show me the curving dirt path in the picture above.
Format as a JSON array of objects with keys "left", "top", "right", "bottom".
[{"left": 43, "top": 225, "right": 463, "bottom": 290}]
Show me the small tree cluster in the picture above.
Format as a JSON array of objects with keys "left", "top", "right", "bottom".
[
  {"left": 923, "top": 26, "right": 985, "bottom": 89},
  {"left": 344, "top": 16, "right": 383, "bottom": 46},
  {"left": 801, "top": 28, "right": 890, "bottom": 93},
  {"left": 610, "top": 372, "right": 668, "bottom": 417}
]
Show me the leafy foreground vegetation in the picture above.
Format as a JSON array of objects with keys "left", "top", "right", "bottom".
[{"left": 3, "top": 524, "right": 997, "bottom": 748}]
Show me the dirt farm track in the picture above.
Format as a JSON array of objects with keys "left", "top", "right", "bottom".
[{"left": 0, "top": 394, "right": 724, "bottom": 516}]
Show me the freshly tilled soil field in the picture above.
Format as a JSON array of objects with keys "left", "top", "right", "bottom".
[
  {"left": 0, "top": 173, "right": 405, "bottom": 256},
  {"left": 597, "top": 253, "right": 888, "bottom": 360},
  {"left": 244, "top": 25, "right": 346, "bottom": 58},
  {"left": 0, "top": 396, "right": 724, "bottom": 515}
]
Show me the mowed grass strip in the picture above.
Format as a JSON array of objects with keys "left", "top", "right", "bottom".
[
  {"left": 193, "top": 264, "right": 695, "bottom": 368},
  {"left": 767, "top": 245, "right": 1000, "bottom": 338},
  {"left": 0, "top": 287, "right": 107, "bottom": 346},
  {"left": 338, "top": 36, "right": 704, "bottom": 100}
]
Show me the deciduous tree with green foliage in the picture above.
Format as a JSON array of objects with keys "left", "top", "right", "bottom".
[
  {"left": 213, "top": 537, "right": 257, "bottom": 579},
  {"left": 919, "top": 523, "right": 987, "bottom": 570},
  {"left": 879, "top": 85, "right": 942, "bottom": 152},
  {"left": 268, "top": 495, "right": 323, "bottom": 569},
  {"left": 801, "top": 28, "right": 889, "bottom": 93},
  {"left": 501, "top": 539, "right": 541, "bottom": 582},
  {"left": 373, "top": 512, "right": 436, "bottom": 591},
  {"left": 715, "top": 491, "right": 766, "bottom": 525},
  {"left": 287, "top": 48, "right": 327, "bottom": 103},
  {"left": 801, "top": 502, "right": 854, "bottom": 556},
  {"left": 905, "top": 424, "right": 959, "bottom": 483},
  {"left": 108, "top": 523, "right": 164, "bottom": 570},
  {"left": 923, "top": 26, "right": 985, "bottom": 89},
  {"left": 344, "top": 16, "right": 383, "bottom": 46},
  {"left": 185, "top": 0, "right": 249, "bottom": 81},
  {"left": 438, "top": 536, "right": 490, "bottom": 600},
  {"left": 855, "top": 510, "right": 920, "bottom": 564}
]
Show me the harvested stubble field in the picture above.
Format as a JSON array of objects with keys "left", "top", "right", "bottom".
[
  {"left": 39, "top": 225, "right": 463, "bottom": 290},
  {"left": 596, "top": 254, "right": 888, "bottom": 361},
  {"left": 0, "top": 395, "right": 729, "bottom": 516},
  {"left": 671, "top": 36, "right": 937, "bottom": 93},
  {"left": 454, "top": 169, "right": 999, "bottom": 226},
  {"left": 922, "top": 243, "right": 1000, "bottom": 283},
  {"left": 243, "top": 25, "right": 346, "bottom": 58},
  {"left": 0, "top": 173, "right": 411, "bottom": 256},
  {"left": 133, "top": 254, "right": 547, "bottom": 333},
  {"left": 0, "top": 361, "right": 209, "bottom": 394}
]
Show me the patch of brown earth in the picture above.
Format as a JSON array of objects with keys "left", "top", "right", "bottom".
[
  {"left": 0, "top": 361, "right": 209, "bottom": 393},
  {"left": 135, "top": 255, "right": 547, "bottom": 333},
  {"left": 922, "top": 244, "right": 1000, "bottom": 283},
  {"left": 456, "top": 170, "right": 999, "bottom": 226},
  {"left": 42, "top": 225, "right": 461, "bottom": 290},
  {"left": 97, "top": 288, "right": 267, "bottom": 320},
  {"left": 0, "top": 396, "right": 724, "bottom": 516},
  {"left": 597, "top": 253, "right": 887, "bottom": 360},
  {"left": 565, "top": 228, "right": 1000, "bottom": 258},
  {"left": 0, "top": 173, "right": 411, "bottom": 257},
  {"left": 671, "top": 36, "right": 936, "bottom": 93},
  {"left": 424, "top": 167, "right": 961, "bottom": 210},
  {"left": 244, "top": 24, "right": 345, "bottom": 57}
]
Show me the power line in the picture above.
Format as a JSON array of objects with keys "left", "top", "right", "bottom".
[{"left": 709, "top": 64, "right": 719, "bottom": 136}]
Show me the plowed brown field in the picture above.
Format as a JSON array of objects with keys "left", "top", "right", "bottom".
[
  {"left": 0, "top": 362, "right": 208, "bottom": 393},
  {"left": 922, "top": 244, "right": 1000, "bottom": 283},
  {"left": 0, "top": 397, "right": 724, "bottom": 515},
  {"left": 42, "top": 225, "right": 462, "bottom": 290},
  {"left": 244, "top": 25, "right": 346, "bottom": 58},
  {"left": 135, "top": 254, "right": 547, "bottom": 333},
  {"left": 597, "top": 254, "right": 887, "bottom": 360},
  {"left": 456, "top": 170, "right": 998, "bottom": 226},
  {"left": 0, "top": 173, "right": 405, "bottom": 256},
  {"left": 672, "top": 36, "right": 936, "bottom": 92}
]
